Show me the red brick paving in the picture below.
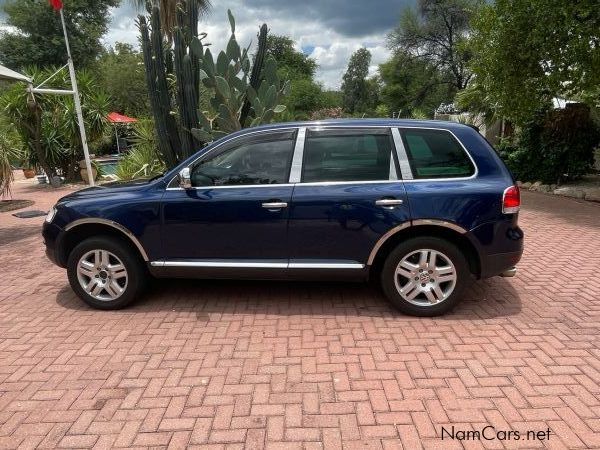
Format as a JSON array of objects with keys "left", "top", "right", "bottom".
[{"left": 1, "top": 173, "right": 599, "bottom": 449}]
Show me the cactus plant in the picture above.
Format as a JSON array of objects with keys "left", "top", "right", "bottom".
[
  {"left": 190, "top": 10, "right": 289, "bottom": 143},
  {"left": 138, "top": 4, "right": 289, "bottom": 166}
]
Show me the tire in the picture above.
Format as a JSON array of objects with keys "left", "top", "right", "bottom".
[
  {"left": 380, "top": 237, "right": 471, "bottom": 316},
  {"left": 67, "top": 236, "right": 146, "bottom": 310}
]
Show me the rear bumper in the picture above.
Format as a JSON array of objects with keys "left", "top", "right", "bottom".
[{"left": 479, "top": 249, "right": 523, "bottom": 279}]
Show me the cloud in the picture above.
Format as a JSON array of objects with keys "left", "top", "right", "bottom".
[{"left": 101, "top": 0, "right": 414, "bottom": 88}]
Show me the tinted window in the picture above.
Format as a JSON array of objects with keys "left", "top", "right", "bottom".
[
  {"left": 401, "top": 129, "right": 475, "bottom": 179},
  {"left": 191, "top": 133, "right": 295, "bottom": 186},
  {"left": 302, "top": 129, "right": 394, "bottom": 182}
]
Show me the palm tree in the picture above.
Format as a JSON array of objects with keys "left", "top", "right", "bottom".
[{"left": 131, "top": 0, "right": 211, "bottom": 40}]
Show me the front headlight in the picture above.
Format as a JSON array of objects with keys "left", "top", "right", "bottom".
[{"left": 45, "top": 206, "right": 57, "bottom": 223}]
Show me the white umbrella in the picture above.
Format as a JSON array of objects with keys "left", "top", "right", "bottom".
[{"left": 0, "top": 64, "right": 31, "bottom": 83}]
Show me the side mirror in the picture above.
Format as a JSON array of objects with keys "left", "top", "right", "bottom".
[{"left": 179, "top": 167, "right": 192, "bottom": 189}]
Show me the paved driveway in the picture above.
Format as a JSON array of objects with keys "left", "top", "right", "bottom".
[{"left": 1, "top": 176, "right": 599, "bottom": 449}]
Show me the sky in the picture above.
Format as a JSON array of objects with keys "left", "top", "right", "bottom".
[{"left": 102, "top": 0, "right": 414, "bottom": 89}]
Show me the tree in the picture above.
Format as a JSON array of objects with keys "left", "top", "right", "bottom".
[
  {"left": 0, "top": 0, "right": 120, "bottom": 70},
  {"left": 468, "top": 0, "right": 600, "bottom": 124},
  {"left": 341, "top": 48, "right": 372, "bottom": 114},
  {"left": 380, "top": 50, "right": 453, "bottom": 118},
  {"left": 265, "top": 35, "right": 317, "bottom": 79},
  {"left": 265, "top": 34, "right": 323, "bottom": 119},
  {"left": 97, "top": 43, "right": 150, "bottom": 117},
  {"left": 388, "top": 0, "right": 482, "bottom": 92}
]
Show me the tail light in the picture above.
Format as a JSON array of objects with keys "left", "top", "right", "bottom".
[{"left": 502, "top": 185, "right": 520, "bottom": 214}]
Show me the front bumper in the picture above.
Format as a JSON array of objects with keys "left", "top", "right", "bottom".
[{"left": 42, "top": 221, "right": 65, "bottom": 268}]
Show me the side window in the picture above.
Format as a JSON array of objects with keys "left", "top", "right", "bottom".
[
  {"left": 302, "top": 129, "right": 395, "bottom": 183},
  {"left": 191, "top": 132, "right": 295, "bottom": 186},
  {"left": 401, "top": 128, "right": 475, "bottom": 179}
]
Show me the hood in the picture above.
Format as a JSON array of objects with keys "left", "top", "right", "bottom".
[{"left": 57, "top": 178, "right": 162, "bottom": 203}]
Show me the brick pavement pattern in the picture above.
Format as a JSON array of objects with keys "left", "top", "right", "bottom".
[{"left": 1, "top": 174, "right": 599, "bottom": 449}]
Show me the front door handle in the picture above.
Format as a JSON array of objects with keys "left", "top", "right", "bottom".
[
  {"left": 262, "top": 201, "right": 288, "bottom": 210},
  {"left": 375, "top": 198, "right": 404, "bottom": 209}
]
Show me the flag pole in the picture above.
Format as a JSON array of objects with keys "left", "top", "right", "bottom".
[{"left": 59, "top": 8, "right": 95, "bottom": 186}]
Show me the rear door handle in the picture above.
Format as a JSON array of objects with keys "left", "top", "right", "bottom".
[
  {"left": 375, "top": 198, "right": 404, "bottom": 209},
  {"left": 262, "top": 202, "right": 288, "bottom": 209}
]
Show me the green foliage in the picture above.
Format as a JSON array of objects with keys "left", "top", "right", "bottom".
[
  {"left": 341, "top": 48, "right": 376, "bottom": 114},
  {"left": 265, "top": 35, "right": 317, "bottom": 79},
  {"left": 498, "top": 105, "right": 600, "bottom": 184},
  {"left": 468, "top": 0, "right": 600, "bottom": 124},
  {"left": 97, "top": 43, "right": 150, "bottom": 117},
  {"left": 139, "top": 7, "right": 289, "bottom": 167},
  {"left": 0, "top": 0, "right": 119, "bottom": 70},
  {"left": 388, "top": 0, "right": 482, "bottom": 91},
  {"left": 380, "top": 50, "right": 454, "bottom": 118},
  {"left": 189, "top": 10, "right": 289, "bottom": 143},
  {"left": 116, "top": 118, "right": 166, "bottom": 180},
  {"left": 0, "top": 67, "right": 110, "bottom": 181},
  {"left": 0, "top": 122, "right": 23, "bottom": 197}
]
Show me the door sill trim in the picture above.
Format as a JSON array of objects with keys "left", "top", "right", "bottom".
[{"left": 150, "top": 260, "right": 365, "bottom": 270}]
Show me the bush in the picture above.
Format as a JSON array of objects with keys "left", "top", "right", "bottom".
[
  {"left": 116, "top": 119, "right": 165, "bottom": 180},
  {"left": 499, "top": 104, "right": 600, "bottom": 184}
]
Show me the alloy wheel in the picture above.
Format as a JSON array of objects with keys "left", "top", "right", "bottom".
[
  {"left": 393, "top": 248, "right": 457, "bottom": 306},
  {"left": 76, "top": 249, "right": 128, "bottom": 301}
]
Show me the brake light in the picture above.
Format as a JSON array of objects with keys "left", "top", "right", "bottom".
[{"left": 502, "top": 185, "right": 520, "bottom": 214}]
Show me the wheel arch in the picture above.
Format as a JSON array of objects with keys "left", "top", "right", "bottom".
[
  {"left": 58, "top": 219, "right": 149, "bottom": 266},
  {"left": 368, "top": 221, "right": 481, "bottom": 279}
]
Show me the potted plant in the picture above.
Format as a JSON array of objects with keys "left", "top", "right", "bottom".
[{"left": 79, "top": 159, "right": 103, "bottom": 184}]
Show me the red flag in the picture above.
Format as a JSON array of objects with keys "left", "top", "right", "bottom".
[{"left": 48, "top": 0, "right": 63, "bottom": 10}]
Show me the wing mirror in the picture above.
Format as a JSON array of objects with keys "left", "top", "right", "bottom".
[{"left": 178, "top": 167, "right": 192, "bottom": 189}]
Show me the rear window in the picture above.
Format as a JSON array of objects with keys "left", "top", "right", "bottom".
[
  {"left": 302, "top": 129, "right": 394, "bottom": 183},
  {"left": 401, "top": 129, "right": 475, "bottom": 179}
]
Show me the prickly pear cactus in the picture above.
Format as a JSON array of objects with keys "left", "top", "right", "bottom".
[{"left": 191, "top": 10, "right": 289, "bottom": 144}]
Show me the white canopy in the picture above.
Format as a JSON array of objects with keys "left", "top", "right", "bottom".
[{"left": 0, "top": 64, "right": 30, "bottom": 83}]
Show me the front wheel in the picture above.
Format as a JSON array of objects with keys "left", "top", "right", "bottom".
[
  {"left": 381, "top": 237, "right": 471, "bottom": 316},
  {"left": 67, "top": 236, "right": 146, "bottom": 310}
]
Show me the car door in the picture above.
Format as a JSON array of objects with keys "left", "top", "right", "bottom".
[
  {"left": 287, "top": 127, "right": 411, "bottom": 273},
  {"left": 160, "top": 129, "right": 297, "bottom": 267}
]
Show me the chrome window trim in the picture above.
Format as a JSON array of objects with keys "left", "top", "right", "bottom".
[
  {"left": 288, "top": 127, "right": 306, "bottom": 183},
  {"left": 397, "top": 126, "right": 479, "bottom": 182},
  {"left": 151, "top": 260, "right": 364, "bottom": 269},
  {"left": 389, "top": 151, "right": 398, "bottom": 180},
  {"left": 391, "top": 128, "right": 413, "bottom": 180},
  {"left": 166, "top": 183, "right": 294, "bottom": 191},
  {"left": 64, "top": 218, "right": 149, "bottom": 261}
]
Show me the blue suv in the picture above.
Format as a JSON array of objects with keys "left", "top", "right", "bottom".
[{"left": 43, "top": 119, "right": 523, "bottom": 316}]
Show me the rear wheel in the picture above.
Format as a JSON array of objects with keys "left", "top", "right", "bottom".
[
  {"left": 67, "top": 236, "right": 146, "bottom": 310},
  {"left": 381, "top": 237, "right": 470, "bottom": 316}
]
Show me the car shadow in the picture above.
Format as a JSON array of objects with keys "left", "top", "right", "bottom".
[
  {"left": 55, "top": 276, "right": 522, "bottom": 320},
  {"left": 0, "top": 224, "right": 41, "bottom": 246}
]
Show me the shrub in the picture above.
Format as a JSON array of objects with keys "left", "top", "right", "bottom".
[
  {"left": 116, "top": 119, "right": 165, "bottom": 180},
  {"left": 499, "top": 104, "right": 600, "bottom": 184}
]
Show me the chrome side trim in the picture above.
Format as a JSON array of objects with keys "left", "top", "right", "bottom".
[
  {"left": 412, "top": 219, "right": 467, "bottom": 234},
  {"left": 289, "top": 127, "right": 306, "bottom": 183},
  {"left": 151, "top": 261, "right": 288, "bottom": 268},
  {"left": 391, "top": 128, "right": 413, "bottom": 180},
  {"left": 150, "top": 260, "right": 365, "bottom": 269},
  {"left": 366, "top": 222, "right": 412, "bottom": 266},
  {"left": 64, "top": 218, "right": 149, "bottom": 261},
  {"left": 289, "top": 262, "right": 364, "bottom": 269}
]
